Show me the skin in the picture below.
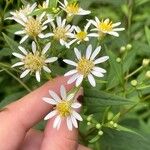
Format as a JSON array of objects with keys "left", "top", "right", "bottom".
[{"left": 0, "top": 76, "right": 91, "bottom": 150}]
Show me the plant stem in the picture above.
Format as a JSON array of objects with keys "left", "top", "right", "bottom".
[{"left": 125, "top": 66, "right": 143, "bottom": 80}]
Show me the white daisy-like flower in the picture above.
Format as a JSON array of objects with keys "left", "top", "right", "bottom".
[
  {"left": 63, "top": 45, "right": 109, "bottom": 87},
  {"left": 7, "top": 3, "right": 37, "bottom": 21},
  {"left": 69, "top": 22, "right": 99, "bottom": 45},
  {"left": 43, "top": 16, "right": 74, "bottom": 48},
  {"left": 12, "top": 41, "right": 57, "bottom": 82},
  {"left": 43, "top": 85, "right": 83, "bottom": 130},
  {"left": 59, "top": 0, "right": 91, "bottom": 17},
  {"left": 90, "top": 17, "right": 125, "bottom": 37},
  {"left": 14, "top": 12, "right": 53, "bottom": 43},
  {"left": 39, "top": 0, "right": 49, "bottom": 9}
]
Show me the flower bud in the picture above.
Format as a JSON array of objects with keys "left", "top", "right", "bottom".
[
  {"left": 145, "top": 71, "right": 150, "bottom": 78},
  {"left": 98, "top": 130, "right": 103, "bottom": 136},
  {"left": 96, "top": 123, "right": 101, "bottom": 129},
  {"left": 126, "top": 44, "right": 132, "bottom": 50},
  {"left": 120, "top": 46, "right": 126, "bottom": 52},
  {"left": 131, "top": 80, "right": 138, "bottom": 87},
  {"left": 87, "top": 115, "right": 93, "bottom": 121},
  {"left": 142, "top": 59, "right": 150, "bottom": 67},
  {"left": 116, "top": 57, "right": 121, "bottom": 63},
  {"left": 113, "top": 123, "right": 118, "bottom": 128},
  {"left": 87, "top": 122, "right": 91, "bottom": 126},
  {"left": 109, "top": 121, "right": 114, "bottom": 125}
]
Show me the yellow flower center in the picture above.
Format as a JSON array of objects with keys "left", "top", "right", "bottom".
[
  {"left": 23, "top": 52, "right": 45, "bottom": 72},
  {"left": 99, "top": 20, "right": 113, "bottom": 32},
  {"left": 25, "top": 17, "right": 42, "bottom": 37},
  {"left": 76, "top": 31, "right": 87, "bottom": 41},
  {"left": 53, "top": 27, "right": 67, "bottom": 40},
  {"left": 56, "top": 101, "right": 71, "bottom": 117},
  {"left": 66, "top": 2, "right": 79, "bottom": 14},
  {"left": 77, "top": 57, "right": 94, "bottom": 77}
]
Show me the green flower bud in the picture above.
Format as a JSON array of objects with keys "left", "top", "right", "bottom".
[
  {"left": 131, "top": 80, "right": 138, "bottom": 87},
  {"left": 142, "top": 59, "right": 150, "bottom": 67},
  {"left": 116, "top": 57, "right": 121, "bottom": 63},
  {"left": 98, "top": 130, "right": 103, "bottom": 136},
  {"left": 113, "top": 123, "right": 118, "bottom": 128},
  {"left": 87, "top": 115, "right": 93, "bottom": 121},
  {"left": 109, "top": 121, "right": 114, "bottom": 125},
  {"left": 96, "top": 123, "right": 101, "bottom": 129},
  {"left": 87, "top": 122, "right": 91, "bottom": 126},
  {"left": 126, "top": 44, "right": 132, "bottom": 50},
  {"left": 120, "top": 46, "right": 126, "bottom": 52},
  {"left": 145, "top": 71, "right": 150, "bottom": 78}
]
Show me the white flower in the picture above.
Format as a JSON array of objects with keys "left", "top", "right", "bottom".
[
  {"left": 43, "top": 85, "right": 82, "bottom": 130},
  {"left": 63, "top": 45, "right": 109, "bottom": 87},
  {"left": 43, "top": 16, "right": 74, "bottom": 48},
  {"left": 14, "top": 12, "right": 53, "bottom": 43},
  {"left": 68, "top": 22, "right": 99, "bottom": 45},
  {"left": 39, "top": 0, "right": 49, "bottom": 9},
  {"left": 12, "top": 41, "right": 57, "bottom": 82},
  {"left": 59, "top": 0, "right": 91, "bottom": 17},
  {"left": 7, "top": 3, "right": 37, "bottom": 21},
  {"left": 90, "top": 17, "right": 125, "bottom": 37}
]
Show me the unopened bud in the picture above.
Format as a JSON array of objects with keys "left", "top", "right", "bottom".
[
  {"left": 110, "top": 121, "right": 114, "bottom": 125},
  {"left": 126, "top": 44, "right": 132, "bottom": 50},
  {"left": 120, "top": 46, "right": 126, "bottom": 52},
  {"left": 87, "top": 115, "right": 93, "bottom": 121},
  {"left": 98, "top": 130, "right": 103, "bottom": 136},
  {"left": 113, "top": 123, "right": 118, "bottom": 128},
  {"left": 87, "top": 122, "right": 91, "bottom": 126},
  {"left": 116, "top": 57, "right": 121, "bottom": 63},
  {"left": 131, "top": 80, "right": 138, "bottom": 87},
  {"left": 145, "top": 71, "right": 150, "bottom": 78},
  {"left": 96, "top": 123, "right": 101, "bottom": 129},
  {"left": 142, "top": 59, "right": 150, "bottom": 67}
]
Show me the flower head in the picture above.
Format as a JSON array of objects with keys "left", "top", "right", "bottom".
[
  {"left": 43, "top": 85, "right": 82, "bottom": 130},
  {"left": 43, "top": 16, "right": 74, "bottom": 48},
  {"left": 59, "top": 0, "right": 91, "bottom": 17},
  {"left": 14, "top": 12, "right": 53, "bottom": 43},
  {"left": 69, "top": 22, "right": 99, "bottom": 44},
  {"left": 90, "top": 17, "right": 125, "bottom": 37},
  {"left": 12, "top": 41, "right": 57, "bottom": 82},
  {"left": 64, "top": 45, "right": 109, "bottom": 87},
  {"left": 7, "top": 3, "right": 37, "bottom": 21}
]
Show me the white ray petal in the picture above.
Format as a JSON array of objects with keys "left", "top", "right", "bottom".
[
  {"left": 36, "top": 71, "right": 41, "bottom": 82},
  {"left": 112, "top": 22, "right": 121, "bottom": 27},
  {"left": 71, "top": 102, "right": 81, "bottom": 109},
  {"left": 71, "top": 116, "right": 78, "bottom": 128},
  {"left": 42, "top": 42, "right": 51, "bottom": 54},
  {"left": 75, "top": 75, "right": 84, "bottom": 87},
  {"left": 49, "top": 90, "right": 61, "bottom": 102},
  {"left": 60, "top": 85, "right": 67, "bottom": 100},
  {"left": 12, "top": 53, "right": 25, "bottom": 59},
  {"left": 88, "top": 74, "right": 96, "bottom": 87},
  {"left": 32, "top": 41, "right": 36, "bottom": 54},
  {"left": 74, "top": 48, "right": 81, "bottom": 60},
  {"left": 18, "top": 46, "right": 27, "bottom": 55},
  {"left": 90, "top": 46, "right": 101, "bottom": 60},
  {"left": 43, "top": 97, "right": 57, "bottom": 105},
  {"left": 94, "top": 56, "right": 109, "bottom": 64},
  {"left": 72, "top": 111, "right": 83, "bottom": 121},
  {"left": 53, "top": 115, "right": 61, "bottom": 129},
  {"left": 93, "top": 66, "right": 106, "bottom": 73},
  {"left": 91, "top": 70, "right": 104, "bottom": 77},
  {"left": 108, "top": 31, "right": 119, "bottom": 37},
  {"left": 20, "top": 35, "right": 28, "bottom": 44},
  {"left": 15, "top": 30, "right": 26, "bottom": 35},
  {"left": 44, "top": 110, "right": 57, "bottom": 120},
  {"left": 113, "top": 28, "right": 125, "bottom": 31},
  {"left": 63, "top": 59, "right": 77, "bottom": 66},
  {"left": 56, "top": 16, "right": 61, "bottom": 27},
  {"left": 88, "top": 33, "right": 99, "bottom": 37},
  {"left": 12, "top": 62, "right": 24, "bottom": 68},
  {"left": 67, "top": 73, "right": 79, "bottom": 84},
  {"left": 14, "top": 18, "right": 26, "bottom": 26},
  {"left": 43, "top": 66, "right": 51, "bottom": 73},
  {"left": 45, "top": 57, "right": 57, "bottom": 63},
  {"left": 86, "top": 45, "right": 92, "bottom": 59},
  {"left": 64, "top": 69, "right": 77, "bottom": 76},
  {"left": 67, "top": 117, "right": 73, "bottom": 131},
  {"left": 20, "top": 69, "right": 30, "bottom": 78}
]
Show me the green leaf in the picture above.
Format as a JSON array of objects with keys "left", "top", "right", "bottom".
[
  {"left": 145, "top": 26, "right": 150, "bottom": 46},
  {"left": 2, "top": 33, "right": 19, "bottom": 52},
  {"left": 50, "top": 0, "right": 58, "bottom": 8},
  {"left": 84, "top": 89, "right": 134, "bottom": 107},
  {"left": 89, "top": 135, "right": 100, "bottom": 143}
]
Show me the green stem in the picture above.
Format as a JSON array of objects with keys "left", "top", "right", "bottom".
[
  {"left": 125, "top": 66, "right": 143, "bottom": 80},
  {"left": 3, "top": 68, "right": 31, "bottom": 92}
]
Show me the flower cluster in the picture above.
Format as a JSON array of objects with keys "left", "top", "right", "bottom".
[{"left": 9, "top": 0, "right": 125, "bottom": 130}]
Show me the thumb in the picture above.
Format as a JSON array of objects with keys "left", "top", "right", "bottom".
[{"left": 40, "top": 87, "right": 83, "bottom": 150}]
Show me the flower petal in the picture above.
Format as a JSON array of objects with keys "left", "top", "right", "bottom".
[
  {"left": 12, "top": 53, "right": 25, "bottom": 59},
  {"left": 75, "top": 75, "right": 84, "bottom": 87},
  {"left": 94, "top": 56, "right": 109, "bottom": 64},
  {"left": 49, "top": 90, "right": 61, "bottom": 102},
  {"left": 64, "top": 69, "right": 77, "bottom": 76},
  {"left": 71, "top": 116, "right": 78, "bottom": 128},
  {"left": 72, "top": 111, "right": 83, "bottom": 121},
  {"left": 20, "top": 35, "right": 28, "bottom": 44},
  {"left": 67, "top": 117, "right": 73, "bottom": 131},
  {"left": 86, "top": 44, "right": 92, "bottom": 59},
  {"left": 35, "top": 71, "right": 41, "bottom": 82},
  {"left": 67, "top": 73, "right": 79, "bottom": 84},
  {"left": 43, "top": 97, "right": 57, "bottom": 105},
  {"left": 63, "top": 59, "right": 77, "bottom": 66},
  {"left": 60, "top": 85, "right": 67, "bottom": 100},
  {"left": 88, "top": 74, "right": 96, "bottom": 87},
  {"left": 74, "top": 48, "right": 81, "bottom": 60},
  {"left": 20, "top": 69, "right": 30, "bottom": 78},
  {"left": 32, "top": 41, "right": 36, "bottom": 54},
  {"left": 12, "top": 62, "right": 24, "bottom": 68},
  {"left": 18, "top": 46, "right": 28, "bottom": 55},
  {"left": 90, "top": 46, "right": 101, "bottom": 60},
  {"left": 53, "top": 115, "right": 61, "bottom": 129},
  {"left": 45, "top": 57, "right": 57, "bottom": 63},
  {"left": 44, "top": 110, "right": 57, "bottom": 120},
  {"left": 71, "top": 102, "right": 81, "bottom": 109},
  {"left": 43, "top": 66, "right": 51, "bottom": 73},
  {"left": 42, "top": 42, "right": 51, "bottom": 54}
]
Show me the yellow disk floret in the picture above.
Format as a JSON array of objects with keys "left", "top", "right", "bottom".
[
  {"left": 53, "top": 27, "right": 67, "bottom": 40},
  {"left": 25, "top": 17, "right": 42, "bottom": 37},
  {"left": 76, "top": 31, "right": 87, "bottom": 41},
  {"left": 56, "top": 101, "right": 71, "bottom": 117},
  {"left": 23, "top": 52, "right": 45, "bottom": 72},
  {"left": 77, "top": 57, "right": 94, "bottom": 77},
  {"left": 66, "top": 2, "right": 79, "bottom": 14},
  {"left": 99, "top": 20, "right": 113, "bottom": 32}
]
